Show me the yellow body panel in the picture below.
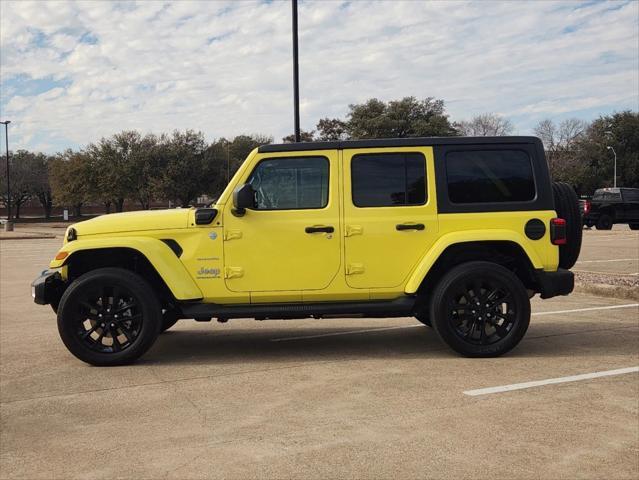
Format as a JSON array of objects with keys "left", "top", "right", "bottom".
[
  {"left": 48, "top": 146, "right": 562, "bottom": 305},
  {"left": 222, "top": 149, "right": 341, "bottom": 293},
  {"left": 50, "top": 235, "right": 203, "bottom": 300},
  {"left": 342, "top": 146, "right": 439, "bottom": 289}
]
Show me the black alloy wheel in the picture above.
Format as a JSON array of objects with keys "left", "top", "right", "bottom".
[
  {"left": 73, "top": 284, "right": 142, "bottom": 353},
  {"left": 430, "top": 261, "right": 530, "bottom": 357},
  {"left": 57, "top": 268, "right": 162, "bottom": 366},
  {"left": 446, "top": 278, "right": 516, "bottom": 346}
]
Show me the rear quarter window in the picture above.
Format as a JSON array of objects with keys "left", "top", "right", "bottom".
[{"left": 445, "top": 150, "right": 536, "bottom": 204}]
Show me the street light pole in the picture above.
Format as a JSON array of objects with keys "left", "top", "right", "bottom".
[
  {"left": 607, "top": 146, "right": 617, "bottom": 188},
  {"left": 291, "top": 0, "right": 301, "bottom": 142},
  {"left": 0, "top": 121, "right": 10, "bottom": 221}
]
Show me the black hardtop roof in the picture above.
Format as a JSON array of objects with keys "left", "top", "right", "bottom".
[{"left": 258, "top": 136, "right": 542, "bottom": 153}]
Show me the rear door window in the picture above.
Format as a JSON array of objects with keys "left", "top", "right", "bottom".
[
  {"left": 445, "top": 150, "right": 535, "bottom": 203},
  {"left": 351, "top": 152, "right": 426, "bottom": 207}
]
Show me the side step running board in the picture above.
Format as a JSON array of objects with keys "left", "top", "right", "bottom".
[{"left": 178, "top": 297, "right": 416, "bottom": 321}]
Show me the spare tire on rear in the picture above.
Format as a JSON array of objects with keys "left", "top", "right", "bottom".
[{"left": 552, "top": 182, "right": 582, "bottom": 269}]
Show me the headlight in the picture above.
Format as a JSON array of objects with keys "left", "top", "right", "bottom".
[{"left": 67, "top": 227, "right": 77, "bottom": 242}]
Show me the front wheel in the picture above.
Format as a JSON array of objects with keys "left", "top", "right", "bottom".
[
  {"left": 57, "top": 268, "right": 162, "bottom": 366},
  {"left": 629, "top": 223, "right": 639, "bottom": 231},
  {"left": 429, "top": 261, "right": 530, "bottom": 357}
]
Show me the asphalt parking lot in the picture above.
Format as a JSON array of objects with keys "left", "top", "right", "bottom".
[{"left": 1, "top": 230, "right": 638, "bottom": 479}]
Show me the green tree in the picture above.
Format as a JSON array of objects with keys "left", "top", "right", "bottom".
[
  {"left": 86, "top": 130, "right": 157, "bottom": 212},
  {"left": 207, "top": 134, "right": 272, "bottom": 195},
  {"left": 316, "top": 118, "right": 348, "bottom": 141},
  {"left": 574, "top": 111, "right": 639, "bottom": 193},
  {"left": 282, "top": 130, "right": 315, "bottom": 143},
  {"left": 0, "top": 150, "right": 55, "bottom": 219},
  {"left": 30, "top": 152, "right": 54, "bottom": 218},
  {"left": 152, "top": 130, "right": 209, "bottom": 207},
  {"left": 346, "top": 97, "right": 458, "bottom": 139},
  {"left": 49, "top": 150, "right": 93, "bottom": 217}
]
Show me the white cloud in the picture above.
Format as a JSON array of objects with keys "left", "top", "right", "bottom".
[{"left": 0, "top": 0, "right": 637, "bottom": 152}]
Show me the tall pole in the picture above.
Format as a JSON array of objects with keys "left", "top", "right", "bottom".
[
  {"left": 291, "top": 0, "right": 301, "bottom": 142},
  {"left": 607, "top": 146, "right": 617, "bottom": 188},
  {"left": 226, "top": 139, "right": 230, "bottom": 183},
  {"left": 1, "top": 121, "right": 10, "bottom": 221}
]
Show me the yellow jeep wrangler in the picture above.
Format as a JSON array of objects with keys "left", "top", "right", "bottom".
[{"left": 32, "top": 137, "right": 581, "bottom": 365}]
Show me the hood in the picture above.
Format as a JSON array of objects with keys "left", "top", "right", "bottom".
[{"left": 71, "top": 209, "right": 191, "bottom": 237}]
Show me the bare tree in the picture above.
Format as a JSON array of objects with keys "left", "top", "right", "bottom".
[
  {"left": 534, "top": 118, "right": 589, "bottom": 183},
  {"left": 456, "top": 113, "right": 514, "bottom": 136}
]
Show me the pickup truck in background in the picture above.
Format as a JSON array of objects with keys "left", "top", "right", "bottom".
[{"left": 583, "top": 187, "right": 639, "bottom": 230}]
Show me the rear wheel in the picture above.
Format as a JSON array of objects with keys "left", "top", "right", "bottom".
[
  {"left": 57, "top": 268, "right": 162, "bottom": 366},
  {"left": 596, "top": 214, "right": 613, "bottom": 230},
  {"left": 429, "top": 261, "right": 530, "bottom": 357},
  {"left": 552, "top": 182, "right": 582, "bottom": 269},
  {"left": 629, "top": 223, "right": 639, "bottom": 230}
]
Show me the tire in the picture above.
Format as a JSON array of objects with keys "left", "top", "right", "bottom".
[
  {"left": 595, "top": 214, "right": 613, "bottom": 230},
  {"left": 429, "top": 261, "right": 531, "bottom": 357},
  {"left": 414, "top": 312, "right": 431, "bottom": 327},
  {"left": 57, "top": 268, "right": 162, "bottom": 366},
  {"left": 161, "top": 311, "right": 179, "bottom": 332},
  {"left": 628, "top": 223, "right": 639, "bottom": 231},
  {"left": 552, "top": 182, "right": 583, "bottom": 269}
]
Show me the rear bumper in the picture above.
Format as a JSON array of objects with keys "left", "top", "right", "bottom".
[
  {"left": 31, "top": 269, "right": 66, "bottom": 305},
  {"left": 535, "top": 269, "right": 574, "bottom": 299}
]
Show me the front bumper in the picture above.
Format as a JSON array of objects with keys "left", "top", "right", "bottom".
[
  {"left": 31, "top": 269, "right": 66, "bottom": 306},
  {"left": 535, "top": 268, "right": 574, "bottom": 299}
]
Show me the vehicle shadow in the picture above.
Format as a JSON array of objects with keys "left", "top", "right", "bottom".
[
  {"left": 146, "top": 324, "right": 448, "bottom": 364},
  {"left": 143, "top": 321, "right": 638, "bottom": 365}
]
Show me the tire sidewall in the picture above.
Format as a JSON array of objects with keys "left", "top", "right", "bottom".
[
  {"left": 430, "top": 262, "right": 531, "bottom": 357},
  {"left": 57, "top": 268, "right": 162, "bottom": 366},
  {"left": 596, "top": 214, "right": 613, "bottom": 230}
]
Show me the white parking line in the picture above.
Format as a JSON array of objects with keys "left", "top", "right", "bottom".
[
  {"left": 576, "top": 258, "right": 637, "bottom": 263},
  {"left": 463, "top": 366, "right": 639, "bottom": 396},
  {"left": 532, "top": 303, "right": 638, "bottom": 316},
  {"left": 270, "top": 324, "right": 423, "bottom": 342},
  {"left": 269, "top": 303, "right": 639, "bottom": 342}
]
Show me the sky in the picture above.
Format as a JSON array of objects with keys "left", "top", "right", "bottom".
[{"left": 0, "top": 0, "right": 637, "bottom": 153}]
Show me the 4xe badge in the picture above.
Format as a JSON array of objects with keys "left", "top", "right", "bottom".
[{"left": 208, "top": 232, "right": 217, "bottom": 240}]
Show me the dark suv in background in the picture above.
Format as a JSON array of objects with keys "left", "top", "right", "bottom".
[{"left": 583, "top": 187, "right": 639, "bottom": 230}]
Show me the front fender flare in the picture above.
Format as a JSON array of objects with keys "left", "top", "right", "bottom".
[
  {"left": 404, "top": 230, "right": 544, "bottom": 294},
  {"left": 49, "top": 237, "right": 203, "bottom": 300}
]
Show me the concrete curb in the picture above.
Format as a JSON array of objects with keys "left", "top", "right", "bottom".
[
  {"left": 574, "top": 282, "right": 639, "bottom": 301},
  {"left": 0, "top": 234, "right": 57, "bottom": 241}
]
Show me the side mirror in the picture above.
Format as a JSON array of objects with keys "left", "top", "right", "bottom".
[{"left": 232, "top": 183, "right": 255, "bottom": 217}]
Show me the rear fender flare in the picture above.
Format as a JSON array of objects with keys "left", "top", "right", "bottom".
[
  {"left": 404, "top": 230, "right": 544, "bottom": 294},
  {"left": 49, "top": 237, "right": 203, "bottom": 300}
]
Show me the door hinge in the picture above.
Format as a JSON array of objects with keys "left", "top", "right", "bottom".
[
  {"left": 224, "top": 267, "right": 244, "bottom": 279},
  {"left": 224, "top": 230, "right": 242, "bottom": 241},
  {"left": 346, "top": 263, "right": 365, "bottom": 275},
  {"left": 345, "top": 225, "right": 363, "bottom": 237}
]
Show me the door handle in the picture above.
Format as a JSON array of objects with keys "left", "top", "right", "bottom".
[
  {"left": 305, "top": 225, "right": 334, "bottom": 234},
  {"left": 396, "top": 223, "right": 425, "bottom": 231}
]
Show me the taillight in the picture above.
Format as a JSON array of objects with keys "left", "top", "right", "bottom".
[
  {"left": 583, "top": 200, "right": 590, "bottom": 215},
  {"left": 550, "top": 218, "right": 567, "bottom": 245}
]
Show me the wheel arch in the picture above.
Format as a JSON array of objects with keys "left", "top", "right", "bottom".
[
  {"left": 405, "top": 232, "right": 542, "bottom": 295},
  {"left": 51, "top": 238, "right": 203, "bottom": 302}
]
